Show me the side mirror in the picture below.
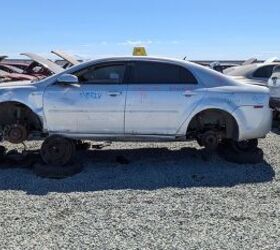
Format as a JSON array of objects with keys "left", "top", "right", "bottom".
[{"left": 57, "top": 74, "right": 79, "bottom": 85}]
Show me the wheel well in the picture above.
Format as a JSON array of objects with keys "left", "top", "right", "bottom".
[
  {"left": 0, "top": 101, "right": 42, "bottom": 132},
  {"left": 186, "top": 109, "right": 239, "bottom": 140}
]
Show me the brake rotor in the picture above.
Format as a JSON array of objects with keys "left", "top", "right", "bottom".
[
  {"left": 6, "top": 124, "right": 28, "bottom": 144},
  {"left": 201, "top": 131, "right": 220, "bottom": 151}
]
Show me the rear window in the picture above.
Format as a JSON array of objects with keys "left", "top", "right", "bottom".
[
  {"left": 253, "top": 65, "right": 275, "bottom": 78},
  {"left": 131, "top": 61, "right": 197, "bottom": 84}
]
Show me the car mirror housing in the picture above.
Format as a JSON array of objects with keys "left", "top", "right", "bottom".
[{"left": 57, "top": 74, "right": 79, "bottom": 84}]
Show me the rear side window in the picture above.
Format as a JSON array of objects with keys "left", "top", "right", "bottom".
[
  {"left": 253, "top": 65, "right": 275, "bottom": 78},
  {"left": 131, "top": 61, "right": 197, "bottom": 84}
]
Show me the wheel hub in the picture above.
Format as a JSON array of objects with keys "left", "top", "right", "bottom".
[
  {"left": 200, "top": 131, "right": 221, "bottom": 151},
  {"left": 6, "top": 124, "right": 28, "bottom": 144}
]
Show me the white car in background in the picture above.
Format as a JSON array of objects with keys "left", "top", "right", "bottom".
[
  {"left": 224, "top": 61, "right": 280, "bottom": 110},
  {"left": 0, "top": 57, "right": 272, "bottom": 166}
]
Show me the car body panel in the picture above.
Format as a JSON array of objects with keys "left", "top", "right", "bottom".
[
  {"left": 0, "top": 63, "right": 23, "bottom": 74},
  {"left": 21, "top": 52, "right": 64, "bottom": 74},
  {"left": 0, "top": 81, "right": 45, "bottom": 124},
  {"left": 232, "top": 105, "right": 272, "bottom": 140},
  {"left": 43, "top": 82, "right": 127, "bottom": 134},
  {"left": 125, "top": 84, "right": 205, "bottom": 135},
  {"left": 51, "top": 50, "right": 80, "bottom": 66},
  {"left": 242, "top": 58, "right": 258, "bottom": 65}
]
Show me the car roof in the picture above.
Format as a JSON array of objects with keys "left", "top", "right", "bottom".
[
  {"left": 54, "top": 56, "right": 243, "bottom": 89},
  {"left": 77, "top": 56, "right": 196, "bottom": 69}
]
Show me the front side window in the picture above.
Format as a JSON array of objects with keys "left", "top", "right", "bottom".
[
  {"left": 75, "top": 64, "right": 126, "bottom": 84},
  {"left": 131, "top": 61, "right": 197, "bottom": 84},
  {"left": 253, "top": 65, "right": 275, "bottom": 78}
]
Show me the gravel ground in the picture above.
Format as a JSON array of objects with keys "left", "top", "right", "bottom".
[{"left": 0, "top": 132, "right": 280, "bottom": 250}]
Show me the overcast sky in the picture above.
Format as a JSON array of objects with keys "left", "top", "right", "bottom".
[{"left": 1, "top": 0, "right": 279, "bottom": 60}]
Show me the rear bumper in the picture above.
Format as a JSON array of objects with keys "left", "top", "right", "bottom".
[
  {"left": 270, "top": 98, "right": 280, "bottom": 110},
  {"left": 232, "top": 106, "right": 272, "bottom": 141}
]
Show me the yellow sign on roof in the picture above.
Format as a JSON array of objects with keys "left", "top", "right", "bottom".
[{"left": 133, "top": 47, "right": 147, "bottom": 56}]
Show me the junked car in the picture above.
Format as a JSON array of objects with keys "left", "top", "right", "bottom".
[
  {"left": 224, "top": 61, "right": 280, "bottom": 111},
  {"left": 210, "top": 58, "right": 257, "bottom": 73},
  {"left": 21, "top": 52, "right": 63, "bottom": 79},
  {"left": 0, "top": 60, "right": 37, "bottom": 82},
  {"left": 209, "top": 61, "right": 239, "bottom": 73},
  {"left": 0, "top": 55, "right": 30, "bottom": 71},
  {"left": 0, "top": 57, "right": 272, "bottom": 167},
  {"left": 0, "top": 53, "right": 64, "bottom": 83}
]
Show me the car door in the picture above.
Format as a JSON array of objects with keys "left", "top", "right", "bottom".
[
  {"left": 125, "top": 61, "right": 203, "bottom": 135},
  {"left": 43, "top": 62, "right": 128, "bottom": 134}
]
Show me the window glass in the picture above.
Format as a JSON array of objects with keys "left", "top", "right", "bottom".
[
  {"left": 253, "top": 65, "right": 275, "bottom": 78},
  {"left": 76, "top": 64, "right": 126, "bottom": 83},
  {"left": 131, "top": 62, "right": 197, "bottom": 84}
]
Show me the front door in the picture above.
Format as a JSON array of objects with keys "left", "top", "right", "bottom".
[{"left": 43, "top": 63, "right": 128, "bottom": 134}]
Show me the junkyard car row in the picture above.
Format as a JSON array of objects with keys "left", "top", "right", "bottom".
[{"left": 0, "top": 52, "right": 278, "bottom": 174}]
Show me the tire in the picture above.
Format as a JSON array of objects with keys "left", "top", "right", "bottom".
[
  {"left": 224, "top": 139, "right": 258, "bottom": 153},
  {"left": 33, "top": 162, "right": 83, "bottom": 179},
  {"left": 75, "top": 140, "right": 91, "bottom": 151},
  {"left": 40, "top": 135, "right": 76, "bottom": 166},
  {"left": 0, "top": 146, "right": 6, "bottom": 161},
  {"left": 218, "top": 142, "right": 263, "bottom": 164}
]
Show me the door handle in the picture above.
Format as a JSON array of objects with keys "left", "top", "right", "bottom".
[{"left": 108, "top": 91, "right": 122, "bottom": 97}]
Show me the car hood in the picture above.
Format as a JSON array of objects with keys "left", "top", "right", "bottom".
[{"left": 21, "top": 52, "right": 64, "bottom": 74}]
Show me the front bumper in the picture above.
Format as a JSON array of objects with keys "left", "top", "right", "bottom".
[{"left": 270, "top": 98, "right": 280, "bottom": 110}]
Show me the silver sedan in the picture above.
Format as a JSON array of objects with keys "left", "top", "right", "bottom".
[{"left": 0, "top": 57, "right": 272, "bottom": 165}]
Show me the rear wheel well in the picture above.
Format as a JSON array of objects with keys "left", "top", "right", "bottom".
[
  {"left": 0, "top": 101, "right": 42, "bottom": 134},
  {"left": 186, "top": 109, "right": 239, "bottom": 140}
]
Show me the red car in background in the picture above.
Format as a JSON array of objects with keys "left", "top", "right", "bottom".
[{"left": 0, "top": 53, "right": 63, "bottom": 82}]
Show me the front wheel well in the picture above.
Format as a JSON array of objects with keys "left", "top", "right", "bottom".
[
  {"left": 0, "top": 101, "right": 42, "bottom": 132},
  {"left": 186, "top": 109, "right": 239, "bottom": 140}
]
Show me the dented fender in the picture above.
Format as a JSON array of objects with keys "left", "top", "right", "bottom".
[{"left": 0, "top": 81, "right": 45, "bottom": 126}]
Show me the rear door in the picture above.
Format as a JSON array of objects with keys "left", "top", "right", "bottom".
[{"left": 125, "top": 61, "right": 203, "bottom": 135}]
